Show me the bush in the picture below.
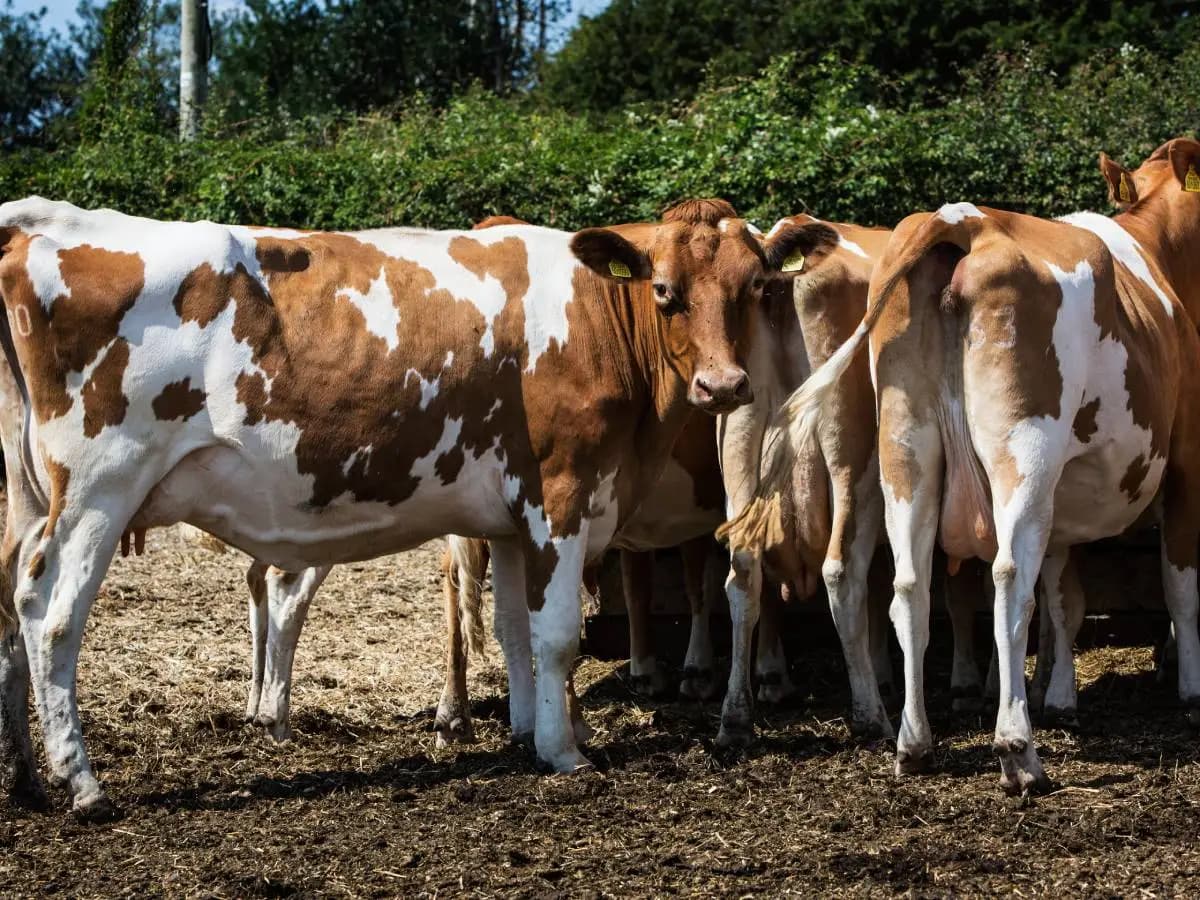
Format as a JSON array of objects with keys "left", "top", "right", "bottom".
[{"left": 2, "top": 45, "right": 1197, "bottom": 231}]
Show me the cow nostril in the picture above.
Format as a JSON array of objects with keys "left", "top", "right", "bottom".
[{"left": 733, "top": 372, "right": 751, "bottom": 399}]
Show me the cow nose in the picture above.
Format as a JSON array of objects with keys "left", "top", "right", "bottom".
[{"left": 690, "top": 368, "right": 753, "bottom": 412}]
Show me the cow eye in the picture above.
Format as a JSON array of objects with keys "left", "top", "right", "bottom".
[
  {"left": 752, "top": 276, "right": 766, "bottom": 291},
  {"left": 653, "top": 282, "right": 684, "bottom": 315}
]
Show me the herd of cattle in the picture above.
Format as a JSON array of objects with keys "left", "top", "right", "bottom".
[{"left": 0, "top": 137, "right": 1197, "bottom": 822}]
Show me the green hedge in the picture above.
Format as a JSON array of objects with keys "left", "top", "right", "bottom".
[{"left": 2, "top": 47, "right": 1197, "bottom": 232}]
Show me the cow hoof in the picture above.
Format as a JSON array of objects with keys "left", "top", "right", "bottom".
[
  {"left": 252, "top": 711, "right": 293, "bottom": 743},
  {"left": 537, "top": 750, "right": 593, "bottom": 775},
  {"left": 951, "top": 685, "right": 984, "bottom": 713},
  {"left": 72, "top": 792, "right": 121, "bottom": 824},
  {"left": 6, "top": 770, "right": 50, "bottom": 812},
  {"left": 894, "top": 748, "right": 934, "bottom": 776},
  {"left": 629, "top": 669, "right": 669, "bottom": 699},
  {"left": 756, "top": 673, "right": 795, "bottom": 705},
  {"left": 435, "top": 715, "right": 476, "bottom": 749},
  {"left": 1041, "top": 705, "right": 1079, "bottom": 729},
  {"left": 715, "top": 719, "right": 755, "bottom": 750},
  {"left": 994, "top": 738, "right": 1050, "bottom": 796},
  {"left": 850, "top": 715, "right": 894, "bottom": 742},
  {"left": 679, "top": 667, "right": 717, "bottom": 701}
]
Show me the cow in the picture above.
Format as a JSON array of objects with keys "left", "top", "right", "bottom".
[
  {"left": 0, "top": 196, "right": 829, "bottom": 818},
  {"left": 728, "top": 138, "right": 1200, "bottom": 794},
  {"left": 716, "top": 216, "right": 902, "bottom": 744}
]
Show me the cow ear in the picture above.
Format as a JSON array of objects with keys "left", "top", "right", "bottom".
[
  {"left": 570, "top": 228, "right": 653, "bottom": 281},
  {"left": 761, "top": 221, "right": 839, "bottom": 273},
  {"left": 1167, "top": 139, "right": 1200, "bottom": 194},
  {"left": 1100, "top": 152, "right": 1138, "bottom": 207}
]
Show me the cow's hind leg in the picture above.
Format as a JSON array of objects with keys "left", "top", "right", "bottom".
[
  {"left": 946, "top": 562, "right": 984, "bottom": 712},
  {"left": 989, "top": 513, "right": 1053, "bottom": 796},
  {"left": 490, "top": 539, "right": 535, "bottom": 745},
  {"left": 679, "top": 537, "right": 718, "bottom": 700},
  {"left": 1040, "top": 550, "right": 1084, "bottom": 723},
  {"left": 622, "top": 550, "right": 666, "bottom": 697},
  {"left": 1159, "top": 464, "right": 1200, "bottom": 727},
  {"left": 244, "top": 561, "right": 269, "bottom": 724},
  {"left": 255, "top": 566, "right": 331, "bottom": 742},
  {"left": 0, "top": 630, "right": 44, "bottom": 808},
  {"left": 436, "top": 544, "right": 478, "bottom": 748},
  {"left": 756, "top": 583, "right": 795, "bottom": 704},
  {"left": 19, "top": 504, "right": 125, "bottom": 820}
]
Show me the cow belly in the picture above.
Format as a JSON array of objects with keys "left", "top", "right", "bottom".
[
  {"left": 1049, "top": 448, "right": 1164, "bottom": 546},
  {"left": 134, "top": 444, "right": 517, "bottom": 569},
  {"left": 611, "top": 458, "right": 721, "bottom": 552}
]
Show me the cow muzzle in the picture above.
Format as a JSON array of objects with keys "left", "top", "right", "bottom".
[{"left": 689, "top": 367, "right": 753, "bottom": 413}]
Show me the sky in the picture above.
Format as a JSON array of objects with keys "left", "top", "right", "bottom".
[{"left": 7, "top": 0, "right": 611, "bottom": 42}]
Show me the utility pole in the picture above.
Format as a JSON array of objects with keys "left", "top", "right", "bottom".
[{"left": 179, "top": 0, "right": 209, "bottom": 140}]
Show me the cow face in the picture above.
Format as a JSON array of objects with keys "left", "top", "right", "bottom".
[
  {"left": 1101, "top": 137, "right": 1200, "bottom": 207},
  {"left": 572, "top": 199, "right": 836, "bottom": 414}
]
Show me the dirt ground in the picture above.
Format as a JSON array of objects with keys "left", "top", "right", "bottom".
[{"left": 2, "top": 524, "right": 1199, "bottom": 898}]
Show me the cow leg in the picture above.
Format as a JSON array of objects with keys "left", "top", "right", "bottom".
[
  {"left": 622, "top": 550, "right": 665, "bottom": 697},
  {"left": 1159, "top": 487, "right": 1200, "bottom": 727},
  {"left": 566, "top": 668, "right": 593, "bottom": 744},
  {"left": 244, "top": 561, "right": 269, "bottom": 724},
  {"left": 0, "top": 630, "right": 43, "bottom": 809},
  {"left": 490, "top": 538, "right": 535, "bottom": 745},
  {"left": 867, "top": 561, "right": 895, "bottom": 701},
  {"left": 1041, "top": 550, "right": 1084, "bottom": 722},
  {"left": 990, "top": 514, "right": 1053, "bottom": 796},
  {"left": 945, "top": 563, "right": 983, "bottom": 712},
  {"left": 827, "top": 551, "right": 891, "bottom": 739},
  {"left": 436, "top": 546, "right": 475, "bottom": 748},
  {"left": 888, "top": 493, "right": 940, "bottom": 776},
  {"left": 255, "top": 565, "right": 331, "bottom": 742},
  {"left": 1028, "top": 581, "right": 1054, "bottom": 717},
  {"left": 755, "top": 583, "right": 795, "bottom": 704},
  {"left": 19, "top": 504, "right": 124, "bottom": 820},
  {"left": 679, "top": 537, "right": 718, "bottom": 700},
  {"left": 717, "top": 551, "right": 761, "bottom": 747},
  {"left": 526, "top": 528, "right": 591, "bottom": 773}
]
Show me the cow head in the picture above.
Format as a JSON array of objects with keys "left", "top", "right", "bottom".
[
  {"left": 570, "top": 199, "right": 836, "bottom": 414},
  {"left": 1100, "top": 137, "right": 1200, "bottom": 208}
]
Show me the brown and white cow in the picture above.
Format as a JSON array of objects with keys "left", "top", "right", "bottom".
[
  {"left": 731, "top": 138, "right": 1200, "bottom": 794},
  {"left": 716, "top": 217, "right": 899, "bottom": 744},
  {"left": 0, "top": 196, "right": 827, "bottom": 817}
]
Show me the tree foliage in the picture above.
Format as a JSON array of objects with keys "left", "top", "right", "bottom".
[
  {"left": 210, "top": 0, "right": 567, "bottom": 120},
  {"left": 0, "top": 1, "right": 82, "bottom": 144},
  {"left": 540, "top": 0, "right": 1200, "bottom": 110},
  {"left": 4, "top": 45, "right": 1197, "bottom": 231}
]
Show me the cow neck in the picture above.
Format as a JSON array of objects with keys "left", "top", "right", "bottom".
[
  {"left": 616, "top": 278, "right": 695, "bottom": 457},
  {"left": 1114, "top": 197, "right": 1200, "bottom": 320}
]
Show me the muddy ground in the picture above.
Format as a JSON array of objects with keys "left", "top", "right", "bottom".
[{"left": 2, "top": 523, "right": 1199, "bottom": 897}]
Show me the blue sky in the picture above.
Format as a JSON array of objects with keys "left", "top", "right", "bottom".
[{"left": 8, "top": 0, "right": 610, "bottom": 41}]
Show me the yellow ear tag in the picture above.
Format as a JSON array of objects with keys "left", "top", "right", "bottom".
[
  {"left": 1118, "top": 172, "right": 1132, "bottom": 203},
  {"left": 608, "top": 259, "right": 632, "bottom": 278},
  {"left": 780, "top": 252, "right": 805, "bottom": 273},
  {"left": 1185, "top": 165, "right": 1200, "bottom": 193}
]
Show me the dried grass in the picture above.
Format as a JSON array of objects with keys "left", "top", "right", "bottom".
[{"left": 1, "top": 513, "right": 1198, "bottom": 897}]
